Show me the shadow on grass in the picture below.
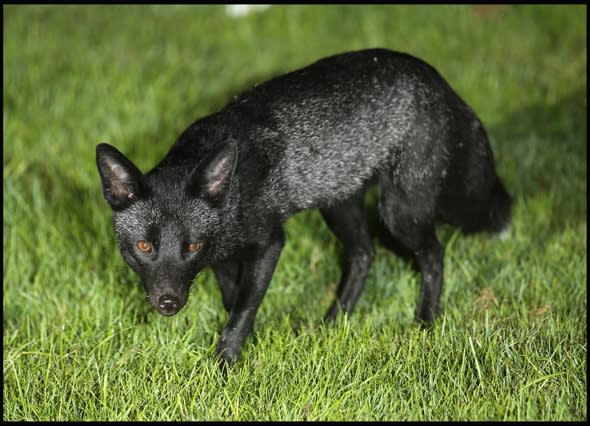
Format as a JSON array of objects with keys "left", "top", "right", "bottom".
[
  {"left": 488, "top": 87, "right": 586, "bottom": 241},
  {"left": 492, "top": 87, "right": 586, "bottom": 183}
]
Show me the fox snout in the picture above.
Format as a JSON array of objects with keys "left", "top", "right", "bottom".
[{"left": 145, "top": 286, "right": 189, "bottom": 316}]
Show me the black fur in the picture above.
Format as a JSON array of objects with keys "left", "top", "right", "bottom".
[{"left": 96, "top": 48, "right": 512, "bottom": 365}]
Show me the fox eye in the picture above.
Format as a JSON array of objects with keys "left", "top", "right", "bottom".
[
  {"left": 136, "top": 240, "right": 153, "bottom": 253},
  {"left": 188, "top": 242, "right": 202, "bottom": 253}
]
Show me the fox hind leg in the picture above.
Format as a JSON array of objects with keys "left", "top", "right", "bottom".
[
  {"left": 378, "top": 174, "right": 445, "bottom": 324},
  {"left": 320, "top": 190, "right": 375, "bottom": 321}
]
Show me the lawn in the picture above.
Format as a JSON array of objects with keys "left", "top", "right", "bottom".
[{"left": 3, "top": 4, "right": 587, "bottom": 421}]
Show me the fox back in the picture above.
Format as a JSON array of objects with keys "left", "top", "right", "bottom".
[{"left": 96, "top": 48, "right": 511, "bottom": 364}]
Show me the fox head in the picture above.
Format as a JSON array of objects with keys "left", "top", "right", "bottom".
[{"left": 95, "top": 141, "right": 238, "bottom": 316}]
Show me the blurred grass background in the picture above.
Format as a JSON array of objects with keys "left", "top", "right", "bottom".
[{"left": 3, "top": 4, "right": 587, "bottom": 421}]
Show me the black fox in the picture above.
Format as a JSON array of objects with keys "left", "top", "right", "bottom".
[{"left": 96, "top": 48, "right": 512, "bottom": 364}]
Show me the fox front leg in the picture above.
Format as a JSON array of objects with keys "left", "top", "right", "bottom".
[
  {"left": 215, "top": 229, "right": 285, "bottom": 365},
  {"left": 212, "top": 261, "right": 241, "bottom": 313}
]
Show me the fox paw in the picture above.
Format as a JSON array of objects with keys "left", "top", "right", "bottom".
[{"left": 215, "top": 343, "right": 241, "bottom": 370}]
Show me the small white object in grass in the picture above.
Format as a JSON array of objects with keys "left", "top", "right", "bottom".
[
  {"left": 497, "top": 225, "right": 512, "bottom": 240},
  {"left": 226, "top": 5, "right": 271, "bottom": 18}
]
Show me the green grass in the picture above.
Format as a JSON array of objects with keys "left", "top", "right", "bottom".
[{"left": 3, "top": 4, "right": 587, "bottom": 421}]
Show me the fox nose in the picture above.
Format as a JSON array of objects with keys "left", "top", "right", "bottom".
[{"left": 158, "top": 294, "right": 180, "bottom": 315}]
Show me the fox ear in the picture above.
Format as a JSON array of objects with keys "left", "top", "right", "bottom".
[
  {"left": 96, "top": 143, "right": 148, "bottom": 210},
  {"left": 187, "top": 140, "right": 238, "bottom": 202}
]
